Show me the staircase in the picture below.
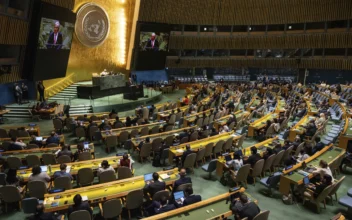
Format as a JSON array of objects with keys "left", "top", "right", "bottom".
[
  {"left": 47, "top": 83, "right": 79, "bottom": 103},
  {"left": 69, "top": 105, "right": 93, "bottom": 115},
  {"left": 4, "top": 105, "right": 32, "bottom": 118}
]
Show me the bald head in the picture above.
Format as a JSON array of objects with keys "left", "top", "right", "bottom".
[{"left": 179, "top": 168, "right": 186, "bottom": 177}]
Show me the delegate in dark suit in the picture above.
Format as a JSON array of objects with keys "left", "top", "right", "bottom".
[
  {"left": 144, "top": 180, "right": 166, "bottom": 197},
  {"left": 145, "top": 39, "right": 159, "bottom": 51},
  {"left": 174, "top": 176, "right": 192, "bottom": 191},
  {"left": 47, "top": 32, "right": 63, "bottom": 49},
  {"left": 183, "top": 195, "right": 202, "bottom": 206},
  {"left": 67, "top": 202, "right": 92, "bottom": 217}
]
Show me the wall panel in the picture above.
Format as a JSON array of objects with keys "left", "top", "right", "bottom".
[{"left": 139, "top": 0, "right": 352, "bottom": 25}]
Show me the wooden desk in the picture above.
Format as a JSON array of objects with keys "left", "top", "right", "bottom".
[
  {"left": 168, "top": 132, "right": 241, "bottom": 163},
  {"left": 246, "top": 97, "right": 261, "bottom": 112},
  {"left": 214, "top": 110, "right": 249, "bottom": 131},
  {"left": 248, "top": 112, "right": 279, "bottom": 137},
  {"left": 1, "top": 142, "right": 94, "bottom": 160},
  {"left": 279, "top": 145, "right": 344, "bottom": 195},
  {"left": 17, "top": 155, "right": 120, "bottom": 182},
  {"left": 216, "top": 137, "right": 281, "bottom": 176},
  {"left": 101, "top": 121, "right": 166, "bottom": 139},
  {"left": 157, "top": 105, "right": 189, "bottom": 120},
  {"left": 0, "top": 125, "right": 41, "bottom": 136},
  {"left": 70, "top": 112, "right": 110, "bottom": 120},
  {"left": 288, "top": 115, "right": 315, "bottom": 141},
  {"left": 43, "top": 168, "right": 179, "bottom": 213},
  {"left": 0, "top": 135, "right": 65, "bottom": 148},
  {"left": 144, "top": 188, "right": 257, "bottom": 220},
  {"left": 183, "top": 108, "right": 214, "bottom": 127},
  {"left": 131, "top": 126, "right": 197, "bottom": 148}
]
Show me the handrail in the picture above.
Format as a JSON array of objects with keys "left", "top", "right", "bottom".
[{"left": 44, "top": 73, "right": 76, "bottom": 99}]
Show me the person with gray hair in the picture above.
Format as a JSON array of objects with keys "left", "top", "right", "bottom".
[
  {"left": 145, "top": 32, "right": 159, "bottom": 51},
  {"left": 47, "top": 20, "right": 63, "bottom": 49}
]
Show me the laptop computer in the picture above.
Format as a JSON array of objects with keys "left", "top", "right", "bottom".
[
  {"left": 40, "top": 166, "right": 48, "bottom": 172},
  {"left": 35, "top": 137, "right": 43, "bottom": 141},
  {"left": 144, "top": 173, "right": 153, "bottom": 184},
  {"left": 83, "top": 142, "right": 89, "bottom": 149},
  {"left": 174, "top": 191, "right": 185, "bottom": 205}
]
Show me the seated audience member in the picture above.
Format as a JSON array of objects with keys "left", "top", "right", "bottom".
[
  {"left": 34, "top": 204, "right": 58, "bottom": 220},
  {"left": 68, "top": 194, "right": 93, "bottom": 218},
  {"left": 28, "top": 165, "right": 51, "bottom": 188},
  {"left": 144, "top": 172, "right": 166, "bottom": 197},
  {"left": 282, "top": 140, "right": 291, "bottom": 150},
  {"left": 120, "top": 153, "right": 131, "bottom": 168},
  {"left": 97, "top": 160, "right": 115, "bottom": 176},
  {"left": 244, "top": 147, "right": 262, "bottom": 167},
  {"left": 297, "top": 149, "right": 310, "bottom": 162},
  {"left": 137, "top": 137, "right": 151, "bottom": 151},
  {"left": 228, "top": 152, "right": 244, "bottom": 171},
  {"left": 339, "top": 143, "right": 352, "bottom": 170},
  {"left": 29, "top": 135, "right": 43, "bottom": 147},
  {"left": 182, "top": 96, "right": 189, "bottom": 106},
  {"left": 183, "top": 186, "right": 202, "bottom": 206},
  {"left": 231, "top": 194, "right": 260, "bottom": 220},
  {"left": 312, "top": 160, "right": 334, "bottom": 181},
  {"left": 173, "top": 168, "right": 192, "bottom": 190},
  {"left": 153, "top": 196, "right": 176, "bottom": 214},
  {"left": 57, "top": 144, "right": 73, "bottom": 159},
  {"left": 125, "top": 116, "right": 132, "bottom": 127},
  {"left": 273, "top": 144, "right": 284, "bottom": 154},
  {"left": 178, "top": 129, "right": 189, "bottom": 141},
  {"left": 292, "top": 136, "right": 301, "bottom": 151},
  {"left": 210, "top": 128, "right": 218, "bottom": 136},
  {"left": 9, "top": 137, "right": 26, "bottom": 150},
  {"left": 304, "top": 174, "right": 332, "bottom": 199},
  {"left": 311, "top": 137, "right": 324, "bottom": 155},
  {"left": 181, "top": 144, "right": 195, "bottom": 166},
  {"left": 263, "top": 148, "right": 275, "bottom": 161},
  {"left": 53, "top": 164, "right": 73, "bottom": 180},
  {"left": 6, "top": 168, "right": 22, "bottom": 187},
  {"left": 46, "top": 131, "right": 60, "bottom": 145},
  {"left": 73, "top": 143, "right": 90, "bottom": 161},
  {"left": 272, "top": 118, "right": 280, "bottom": 133}
]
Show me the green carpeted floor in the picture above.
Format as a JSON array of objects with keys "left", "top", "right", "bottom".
[{"left": 0, "top": 90, "right": 351, "bottom": 220}]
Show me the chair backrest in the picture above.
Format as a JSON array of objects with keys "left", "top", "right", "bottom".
[
  {"left": 0, "top": 173, "right": 5, "bottom": 186},
  {"left": 168, "top": 114, "right": 176, "bottom": 124},
  {"left": 0, "top": 128, "right": 8, "bottom": 138},
  {"left": 28, "top": 181, "right": 47, "bottom": 199},
  {"left": 27, "top": 143, "right": 39, "bottom": 149},
  {"left": 142, "top": 108, "right": 149, "bottom": 120},
  {"left": 140, "top": 143, "right": 152, "bottom": 157},
  {"left": 328, "top": 176, "right": 346, "bottom": 196},
  {"left": 102, "top": 199, "right": 122, "bottom": 219},
  {"left": 119, "top": 131, "right": 129, "bottom": 143},
  {"left": 165, "top": 125, "right": 173, "bottom": 132},
  {"left": 235, "top": 164, "right": 251, "bottom": 182},
  {"left": 18, "top": 130, "right": 29, "bottom": 137},
  {"left": 180, "top": 136, "right": 189, "bottom": 144},
  {"left": 9, "top": 129, "right": 19, "bottom": 138},
  {"left": 117, "top": 167, "right": 132, "bottom": 180},
  {"left": 183, "top": 153, "right": 197, "bottom": 169},
  {"left": 251, "top": 159, "right": 265, "bottom": 177},
  {"left": 265, "top": 124, "right": 275, "bottom": 137},
  {"left": 204, "top": 142, "right": 214, "bottom": 157},
  {"left": 206, "top": 159, "right": 218, "bottom": 172},
  {"left": 203, "top": 116, "right": 209, "bottom": 126},
  {"left": 196, "top": 148, "right": 206, "bottom": 161},
  {"left": 272, "top": 150, "right": 284, "bottom": 167},
  {"left": 253, "top": 210, "right": 270, "bottom": 220},
  {"left": 26, "top": 155, "right": 41, "bottom": 167},
  {"left": 47, "top": 143, "right": 58, "bottom": 148},
  {"left": 75, "top": 127, "right": 86, "bottom": 138},
  {"left": 69, "top": 210, "right": 92, "bottom": 220},
  {"left": 189, "top": 132, "right": 198, "bottom": 141},
  {"left": 99, "top": 170, "right": 116, "bottom": 183},
  {"left": 141, "top": 127, "right": 150, "bottom": 136},
  {"left": 78, "top": 152, "right": 91, "bottom": 161},
  {"left": 176, "top": 183, "right": 192, "bottom": 192},
  {"left": 114, "top": 122, "right": 124, "bottom": 129},
  {"left": 223, "top": 138, "right": 233, "bottom": 151},
  {"left": 130, "top": 129, "right": 139, "bottom": 138},
  {"left": 263, "top": 154, "right": 276, "bottom": 172},
  {"left": 7, "top": 157, "right": 22, "bottom": 169},
  {"left": 152, "top": 138, "right": 163, "bottom": 152},
  {"left": 196, "top": 118, "right": 203, "bottom": 127},
  {"left": 106, "top": 135, "right": 118, "bottom": 147},
  {"left": 151, "top": 126, "right": 159, "bottom": 134},
  {"left": 22, "top": 197, "right": 39, "bottom": 214},
  {"left": 281, "top": 146, "right": 294, "bottom": 163},
  {"left": 213, "top": 140, "right": 225, "bottom": 154},
  {"left": 152, "top": 190, "right": 170, "bottom": 201},
  {"left": 0, "top": 185, "right": 22, "bottom": 203},
  {"left": 58, "top": 155, "right": 71, "bottom": 164},
  {"left": 77, "top": 168, "right": 94, "bottom": 186},
  {"left": 315, "top": 184, "right": 334, "bottom": 203},
  {"left": 42, "top": 154, "right": 57, "bottom": 165},
  {"left": 2, "top": 141, "right": 11, "bottom": 150},
  {"left": 165, "top": 135, "right": 174, "bottom": 146},
  {"left": 53, "top": 119, "right": 63, "bottom": 130},
  {"left": 237, "top": 134, "right": 246, "bottom": 149},
  {"left": 294, "top": 142, "right": 305, "bottom": 157},
  {"left": 125, "top": 189, "right": 144, "bottom": 210},
  {"left": 54, "top": 176, "right": 72, "bottom": 190}
]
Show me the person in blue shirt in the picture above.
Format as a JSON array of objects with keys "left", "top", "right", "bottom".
[
  {"left": 53, "top": 163, "right": 73, "bottom": 180},
  {"left": 46, "top": 131, "right": 60, "bottom": 145}
]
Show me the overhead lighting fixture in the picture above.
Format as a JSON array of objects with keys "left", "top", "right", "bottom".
[{"left": 288, "top": 26, "right": 292, "bottom": 29}]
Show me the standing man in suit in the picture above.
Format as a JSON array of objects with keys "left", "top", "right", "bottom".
[
  {"left": 14, "top": 83, "right": 22, "bottom": 105},
  {"left": 47, "top": 21, "right": 63, "bottom": 49},
  {"left": 183, "top": 186, "right": 202, "bottom": 206},
  {"left": 145, "top": 33, "right": 159, "bottom": 51},
  {"left": 37, "top": 81, "right": 45, "bottom": 102},
  {"left": 173, "top": 168, "right": 192, "bottom": 191},
  {"left": 144, "top": 172, "right": 166, "bottom": 198}
]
